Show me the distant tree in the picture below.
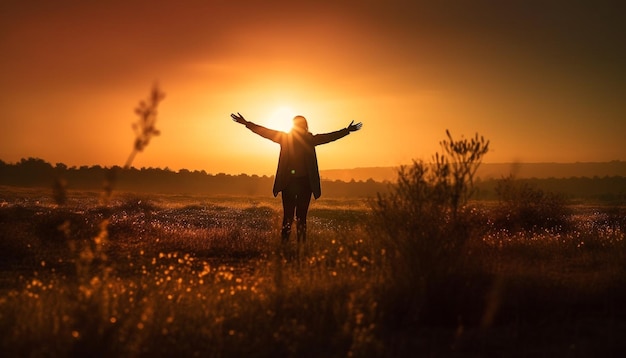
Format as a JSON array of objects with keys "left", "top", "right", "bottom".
[{"left": 14, "top": 158, "right": 54, "bottom": 186}]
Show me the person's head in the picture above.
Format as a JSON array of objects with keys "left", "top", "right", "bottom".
[{"left": 292, "top": 115, "right": 308, "bottom": 133}]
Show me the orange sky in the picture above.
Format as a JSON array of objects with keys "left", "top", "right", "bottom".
[{"left": 1, "top": 0, "right": 625, "bottom": 176}]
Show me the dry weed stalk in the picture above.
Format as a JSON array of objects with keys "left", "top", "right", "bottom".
[
  {"left": 47, "top": 84, "right": 165, "bottom": 353},
  {"left": 101, "top": 84, "right": 165, "bottom": 204},
  {"left": 126, "top": 84, "right": 165, "bottom": 169}
]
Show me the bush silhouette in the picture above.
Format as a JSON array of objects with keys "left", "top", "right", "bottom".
[
  {"left": 493, "top": 175, "right": 572, "bottom": 233},
  {"left": 369, "top": 130, "right": 489, "bottom": 322}
]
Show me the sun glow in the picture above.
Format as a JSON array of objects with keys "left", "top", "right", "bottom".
[{"left": 267, "top": 106, "right": 297, "bottom": 132}]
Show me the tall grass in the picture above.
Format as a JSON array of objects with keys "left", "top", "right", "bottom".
[
  {"left": 2, "top": 119, "right": 626, "bottom": 357},
  {"left": 0, "top": 194, "right": 382, "bottom": 357},
  {"left": 1, "top": 187, "right": 625, "bottom": 356}
]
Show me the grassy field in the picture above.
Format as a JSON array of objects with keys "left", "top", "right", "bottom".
[{"left": 0, "top": 186, "right": 625, "bottom": 357}]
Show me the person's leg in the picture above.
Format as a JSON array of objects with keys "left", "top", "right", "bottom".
[
  {"left": 295, "top": 178, "right": 313, "bottom": 243},
  {"left": 281, "top": 183, "right": 297, "bottom": 243}
]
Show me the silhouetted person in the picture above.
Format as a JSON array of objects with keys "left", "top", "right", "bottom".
[{"left": 231, "top": 112, "right": 362, "bottom": 244}]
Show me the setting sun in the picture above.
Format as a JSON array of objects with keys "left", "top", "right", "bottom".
[
  {"left": 0, "top": 0, "right": 624, "bottom": 176},
  {"left": 267, "top": 106, "right": 297, "bottom": 132}
]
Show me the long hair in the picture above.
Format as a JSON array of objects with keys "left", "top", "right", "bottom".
[{"left": 292, "top": 115, "right": 308, "bottom": 133}]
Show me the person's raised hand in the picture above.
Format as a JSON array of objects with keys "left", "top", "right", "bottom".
[
  {"left": 347, "top": 120, "right": 362, "bottom": 132},
  {"left": 231, "top": 112, "right": 248, "bottom": 125}
]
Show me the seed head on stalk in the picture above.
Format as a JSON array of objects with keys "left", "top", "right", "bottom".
[
  {"left": 126, "top": 84, "right": 165, "bottom": 169},
  {"left": 101, "top": 84, "right": 165, "bottom": 204}
]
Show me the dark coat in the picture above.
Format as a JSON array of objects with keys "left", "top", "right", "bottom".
[{"left": 245, "top": 122, "right": 350, "bottom": 199}]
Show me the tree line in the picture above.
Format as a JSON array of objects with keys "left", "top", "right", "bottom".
[
  {"left": 0, "top": 158, "right": 388, "bottom": 198},
  {"left": 1, "top": 158, "right": 624, "bottom": 202}
]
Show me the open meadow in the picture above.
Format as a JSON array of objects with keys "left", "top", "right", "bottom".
[
  {"left": 3, "top": 3, "right": 626, "bottom": 356},
  {"left": 1, "top": 186, "right": 625, "bottom": 357}
]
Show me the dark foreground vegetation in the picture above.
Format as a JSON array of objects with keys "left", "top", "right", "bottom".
[
  {"left": 1, "top": 129, "right": 625, "bottom": 357},
  {"left": 0, "top": 187, "right": 624, "bottom": 357}
]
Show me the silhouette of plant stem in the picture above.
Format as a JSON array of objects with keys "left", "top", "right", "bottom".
[
  {"left": 101, "top": 84, "right": 165, "bottom": 204},
  {"left": 126, "top": 84, "right": 164, "bottom": 169},
  {"left": 435, "top": 129, "right": 490, "bottom": 217},
  {"left": 70, "top": 84, "right": 165, "bottom": 354}
]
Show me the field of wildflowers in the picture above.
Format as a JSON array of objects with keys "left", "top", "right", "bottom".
[{"left": 0, "top": 187, "right": 624, "bottom": 357}]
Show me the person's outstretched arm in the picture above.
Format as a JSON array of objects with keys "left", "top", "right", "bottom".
[
  {"left": 312, "top": 120, "right": 363, "bottom": 146},
  {"left": 231, "top": 112, "right": 283, "bottom": 143}
]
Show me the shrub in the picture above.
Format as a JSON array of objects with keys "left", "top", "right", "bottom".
[
  {"left": 492, "top": 176, "right": 572, "bottom": 233},
  {"left": 368, "top": 130, "right": 489, "bottom": 323}
]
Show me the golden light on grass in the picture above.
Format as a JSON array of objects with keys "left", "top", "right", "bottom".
[{"left": 1, "top": 189, "right": 625, "bottom": 356}]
